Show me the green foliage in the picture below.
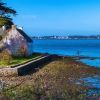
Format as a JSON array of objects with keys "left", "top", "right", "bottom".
[
  {"left": 0, "top": 2, "right": 16, "bottom": 15},
  {"left": 0, "top": 0, "right": 16, "bottom": 26},
  {"left": 0, "top": 53, "right": 40, "bottom": 67},
  {"left": 0, "top": 35, "right": 2, "bottom": 41},
  {"left": 0, "top": 16, "right": 13, "bottom": 26},
  {"left": 0, "top": 49, "right": 12, "bottom": 64}
]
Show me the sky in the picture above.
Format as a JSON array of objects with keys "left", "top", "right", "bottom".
[{"left": 5, "top": 0, "right": 100, "bottom": 36}]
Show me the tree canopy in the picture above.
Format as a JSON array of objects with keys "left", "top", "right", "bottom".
[{"left": 0, "top": 0, "right": 17, "bottom": 26}]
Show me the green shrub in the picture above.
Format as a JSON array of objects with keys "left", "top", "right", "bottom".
[
  {"left": 0, "top": 36, "right": 2, "bottom": 41},
  {"left": 0, "top": 49, "right": 12, "bottom": 64}
]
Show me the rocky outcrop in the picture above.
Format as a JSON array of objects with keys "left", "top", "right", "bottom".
[{"left": 0, "top": 68, "right": 17, "bottom": 76}]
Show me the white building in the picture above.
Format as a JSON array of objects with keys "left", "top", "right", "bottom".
[{"left": 0, "top": 25, "right": 33, "bottom": 56}]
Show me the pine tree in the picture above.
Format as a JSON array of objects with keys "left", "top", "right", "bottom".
[{"left": 0, "top": 0, "right": 16, "bottom": 26}]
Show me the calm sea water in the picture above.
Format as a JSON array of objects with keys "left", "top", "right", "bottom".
[{"left": 33, "top": 39, "right": 100, "bottom": 67}]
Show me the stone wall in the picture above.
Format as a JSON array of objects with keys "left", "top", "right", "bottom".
[{"left": 0, "top": 55, "right": 55, "bottom": 76}]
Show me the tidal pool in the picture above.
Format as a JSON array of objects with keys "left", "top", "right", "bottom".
[
  {"left": 76, "top": 76, "right": 100, "bottom": 95},
  {"left": 79, "top": 58, "right": 100, "bottom": 68}
]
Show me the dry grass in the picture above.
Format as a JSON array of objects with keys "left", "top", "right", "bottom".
[{"left": 0, "top": 57, "right": 100, "bottom": 99}]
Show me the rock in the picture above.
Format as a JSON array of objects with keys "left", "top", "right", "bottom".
[{"left": 0, "top": 68, "right": 18, "bottom": 76}]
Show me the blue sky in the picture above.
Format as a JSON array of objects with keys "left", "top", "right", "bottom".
[{"left": 6, "top": 0, "right": 100, "bottom": 36}]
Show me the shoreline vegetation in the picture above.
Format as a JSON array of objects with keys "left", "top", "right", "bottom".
[{"left": 0, "top": 54, "right": 100, "bottom": 99}]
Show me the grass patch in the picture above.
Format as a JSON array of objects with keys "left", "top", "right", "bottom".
[{"left": 0, "top": 53, "right": 41, "bottom": 67}]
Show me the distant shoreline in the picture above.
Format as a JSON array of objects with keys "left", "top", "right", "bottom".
[
  {"left": 32, "top": 35, "right": 100, "bottom": 40},
  {"left": 32, "top": 38, "right": 100, "bottom": 40}
]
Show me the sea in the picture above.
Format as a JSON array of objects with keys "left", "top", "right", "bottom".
[
  {"left": 33, "top": 39, "right": 100, "bottom": 68},
  {"left": 33, "top": 39, "right": 100, "bottom": 95}
]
